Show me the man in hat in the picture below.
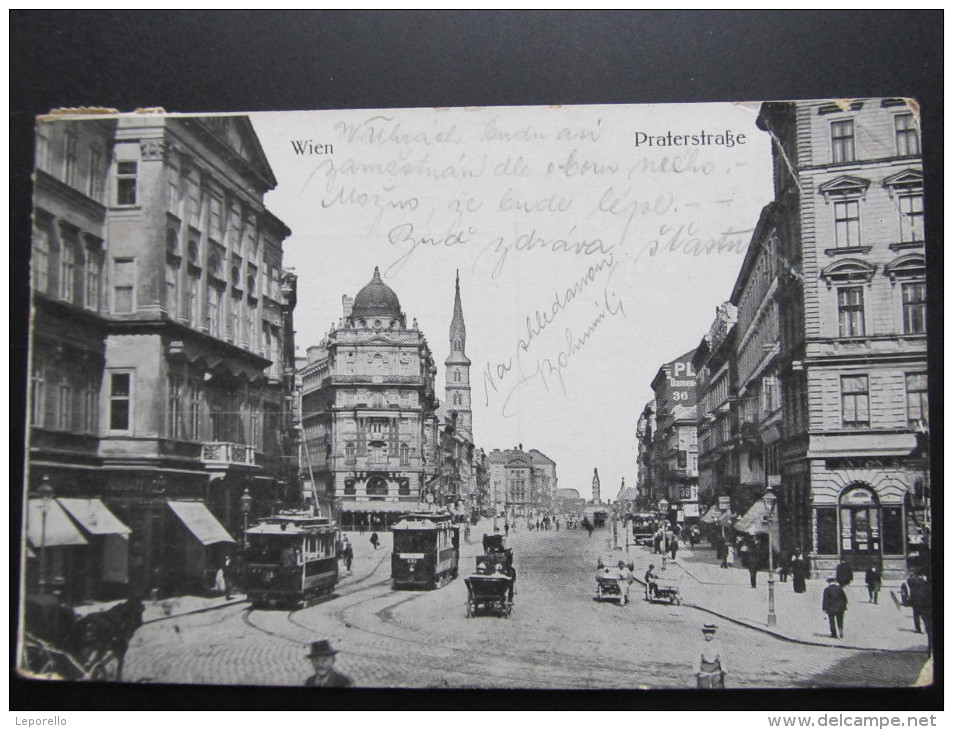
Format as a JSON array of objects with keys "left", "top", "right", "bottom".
[
  {"left": 695, "top": 624, "right": 726, "bottom": 689},
  {"left": 304, "top": 640, "right": 353, "bottom": 687},
  {"left": 822, "top": 576, "right": 848, "bottom": 639}
]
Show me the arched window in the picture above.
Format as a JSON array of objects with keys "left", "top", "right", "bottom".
[
  {"left": 208, "top": 254, "right": 221, "bottom": 279},
  {"left": 366, "top": 476, "right": 388, "bottom": 496},
  {"left": 247, "top": 274, "right": 256, "bottom": 297},
  {"left": 166, "top": 229, "right": 179, "bottom": 256}
]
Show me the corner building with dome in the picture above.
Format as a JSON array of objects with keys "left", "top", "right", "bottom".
[{"left": 299, "top": 267, "right": 452, "bottom": 529}]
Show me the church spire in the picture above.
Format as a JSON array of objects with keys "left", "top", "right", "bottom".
[{"left": 450, "top": 269, "right": 466, "bottom": 355}]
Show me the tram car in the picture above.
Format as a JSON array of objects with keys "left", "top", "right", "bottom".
[
  {"left": 391, "top": 513, "right": 460, "bottom": 589},
  {"left": 244, "top": 512, "right": 339, "bottom": 608}
]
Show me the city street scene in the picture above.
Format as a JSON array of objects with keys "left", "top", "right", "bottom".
[{"left": 18, "top": 99, "right": 932, "bottom": 690}]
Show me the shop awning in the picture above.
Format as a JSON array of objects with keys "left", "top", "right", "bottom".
[
  {"left": 700, "top": 506, "right": 733, "bottom": 525},
  {"left": 58, "top": 498, "right": 131, "bottom": 537},
  {"left": 26, "top": 500, "right": 88, "bottom": 548},
  {"left": 733, "top": 500, "right": 779, "bottom": 543},
  {"left": 168, "top": 501, "right": 235, "bottom": 545},
  {"left": 338, "top": 500, "right": 428, "bottom": 514}
]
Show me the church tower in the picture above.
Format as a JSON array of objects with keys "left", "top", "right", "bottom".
[{"left": 445, "top": 270, "right": 472, "bottom": 440}]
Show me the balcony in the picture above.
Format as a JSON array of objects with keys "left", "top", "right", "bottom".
[{"left": 201, "top": 442, "right": 257, "bottom": 466}]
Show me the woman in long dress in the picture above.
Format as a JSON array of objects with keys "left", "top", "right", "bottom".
[{"left": 791, "top": 550, "right": 807, "bottom": 593}]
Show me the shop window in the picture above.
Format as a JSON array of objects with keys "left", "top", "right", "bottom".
[
  {"left": 882, "top": 507, "right": 904, "bottom": 555},
  {"left": 816, "top": 507, "right": 838, "bottom": 554}
]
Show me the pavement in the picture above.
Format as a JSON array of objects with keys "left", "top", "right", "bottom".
[{"left": 604, "top": 537, "right": 930, "bottom": 653}]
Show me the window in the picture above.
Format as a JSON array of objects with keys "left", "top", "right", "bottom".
[
  {"left": 166, "top": 262, "right": 178, "bottom": 319},
  {"left": 453, "top": 393, "right": 462, "bottom": 406},
  {"left": 187, "top": 179, "right": 202, "bottom": 227},
  {"left": 837, "top": 286, "right": 865, "bottom": 337},
  {"left": 677, "top": 450, "right": 688, "bottom": 469},
  {"left": 30, "top": 357, "right": 45, "bottom": 427},
  {"left": 168, "top": 375, "right": 184, "bottom": 439},
  {"left": 167, "top": 179, "right": 179, "bottom": 214},
  {"left": 208, "top": 286, "right": 222, "bottom": 337},
  {"left": 453, "top": 371, "right": 460, "bottom": 383},
  {"left": 831, "top": 120, "right": 855, "bottom": 163},
  {"left": 87, "top": 149, "right": 104, "bottom": 201},
  {"left": 345, "top": 442, "right": 356, "bottom": 464},
  {"left": 895, "top": 113, "right": 920, "bottom": 156},
  {"left": 32, "top": 228, "right": 50, "bottom": 293},
  {"left": 84, "top": 245, "right": 101, "bottom": 312},
  {"left": 57, "top": 375, "right": 72, "bottom": 431},
  {"left": 189, "top": 382, "right": 202, "bottom": 439},
  {"left": 841, "top": 375, "right": 870, "bottom": 427},
  {"left": 899, "top": 194, "right": 924, "bottom": 242},
  {"left": 400, "top": 443, "right": 410, "bottom": 465},
  {"left": 59, "top": 240, "right": 75, "bottom": 302},
  {"left": 902, "top": 282, "right": 926, "bottom": 334},
  {"left": 112, "top": 258, "right": 135, "bottom": 313},
  {"left": 35, "top": 126, "right": 51, "bottom": 171},
  {"left": 116, "top": 161, "right": 138, "bottom": 205},
  {"left": 209, "top": 195, "right": 223, "bottom": 238},
  {"left": 833, "top": 200, "right": 861, "bottom": 248},
  {"left": 905, "top": 373, "right": 928, "bottom": 427},
  {"left": 762, "top": 375, "right": 780, "bottom": 415},
  {"left": 109, "top": 372, "right": 132, "bottom": 431},
  {"left": 187, "top": 271, "right": 200, "bottom": 327},
  {"left": 63, "top": 132, "right": 78, "bottom": 187},
  {"left": 816, "top": 507, "right": 838, "bottom": 554},
  {"left": 82, "top": 373, "right": 98, "bottom": 434}
]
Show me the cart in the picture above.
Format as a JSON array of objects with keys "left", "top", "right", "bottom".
[
  {"left": 647, "top": 574, "right": 681, "bottom": 605},
  {"left": 464, "top": 575, "right": 513, "bottom": 618},
  {"left": 595, "top": 573, "right": 629, "bottom": 604}
]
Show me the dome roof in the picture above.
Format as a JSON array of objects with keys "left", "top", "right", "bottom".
[{"left": 352, "top": 266, "right": 402, "bottom": 319}]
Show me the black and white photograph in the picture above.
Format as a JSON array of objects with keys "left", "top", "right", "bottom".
[
  {"left": 17, "top": 98, "right": 934, "bottom": 692},
  {"left": 10, "top": 10, "right": 941, "bottom": 716}
]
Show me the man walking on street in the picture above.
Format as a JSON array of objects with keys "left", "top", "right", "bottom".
[
  {"left": 836, "top": 559, "right": 853, "bottom": 587},
  {"left": 822, "top": 576, "right": 848, "bottom": 638},
  {"left": 865, "top": 564, "right": 882, "bottom": 604}
]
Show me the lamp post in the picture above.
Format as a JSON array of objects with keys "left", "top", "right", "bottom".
[
  {"left": 37, "top": 475, "right": 54, "bottom": 594},
  {"left": 659, "top": 498, "right": 669, "bottom": 570},
  {"left": 240, "top": 487, "right": 253, "bottom": 550},
  {"left": 763, "top": 486, "right": 778, "bottom": 627}
]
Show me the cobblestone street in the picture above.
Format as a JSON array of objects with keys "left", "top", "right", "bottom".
[{"left": 123, "top": 524, "right": 927, "bottom": 689}]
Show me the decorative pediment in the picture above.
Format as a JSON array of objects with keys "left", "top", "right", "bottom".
[
  {"left": 818, "top": 175, "right": 871, "bottom": 203},
  {"left": 820, "top": 258, "right": 877, "bottom": 288},
  {"left": 884, "top": 254, "right": 925, "bottom": 283},
  {"left": 882, "top": 168, "right": 923, "bottom": 196},
  {"left": 184, "top": 116, "right": 278, "bottom": 192}
]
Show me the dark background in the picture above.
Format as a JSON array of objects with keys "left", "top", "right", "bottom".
[{"left": 10, "top": 9, "right": 943, "bottom": 712}]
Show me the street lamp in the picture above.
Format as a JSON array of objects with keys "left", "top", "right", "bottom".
[
  {"left": 659, "top": 498, "right": 669, "bottom": 570},
  {"left": 763, "top": 486, "right": 778, "bottom": 627},
  {"left": 36, "top": 475, "right": 54, "bottom": 594},
  {"left": 240, "top": 487, "right": 253, "bottom": 550}
]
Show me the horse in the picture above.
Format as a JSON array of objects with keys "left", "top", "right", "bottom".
[{"left": 75, "top": 597, "right": 145, "bottom": 681}]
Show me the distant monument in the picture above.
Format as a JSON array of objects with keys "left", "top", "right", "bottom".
[{"left": 592, "top": 468, "right": 601, "bottom": 504}]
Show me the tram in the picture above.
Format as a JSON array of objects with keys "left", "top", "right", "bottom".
[
  {"left": 243, "top": 512, "right": 339, "bottom": 608},
  {"left": 391, "top": 512, "right": 460, "bottom": 589}
]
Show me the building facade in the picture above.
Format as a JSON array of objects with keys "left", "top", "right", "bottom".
[
  {"left": 649, "top": 349, "right": 700, "bottom": 524},
  {"left": 486, "top": 446, "right": 557, "bottom": 521},
  {"left": 28, "top": 114, "right": 297, "bottom": 599},
  {"left": 634, "top": 400, "right": 656, "bottom": 509},
  {"left": 757, "top": 99, "right": 927, "bottom": 577},
  {"left": 298, "top": 268, "right": 441, "bottom": 529}
]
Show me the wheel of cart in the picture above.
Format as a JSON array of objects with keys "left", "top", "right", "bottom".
[{"left": 464, "top": 575, "right": 513, "bottom": 618}]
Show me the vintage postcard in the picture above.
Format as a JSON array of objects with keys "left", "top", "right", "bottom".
[{"left": 19, "top": 100, "right": 932, "bottom": 690}]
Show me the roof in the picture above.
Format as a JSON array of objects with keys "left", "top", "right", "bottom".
[
  {"left": 168, "top": 501, "right": 235, "bottom": 545},
  {"left": 351, "top": 266, "right": 402, "bottom": 319},
  {"left": 58, "top": 498, "right": 131, "bottom": 536}
]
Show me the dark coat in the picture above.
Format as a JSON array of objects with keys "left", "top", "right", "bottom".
[
  {"left": 835, "top": 561, "right": 853, "bottom": 586},
  {"left": 908, "top": 576, "right": 931, "bottom": 616},
  {"left": 305, "top": 669, "right": 353, "bottom": 687},
  {"left": 822, "top": 583, "right": 848, "bottom": 614},
  {"left": 865, "top": 566, "right": 882, "bottom": 588}
]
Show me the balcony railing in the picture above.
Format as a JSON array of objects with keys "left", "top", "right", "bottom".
[{"left": 201, "top": 441, "right": 257, "bottom": 465}]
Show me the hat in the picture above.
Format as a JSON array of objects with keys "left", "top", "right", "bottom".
[
  {"left": 702, "top": 623, "right": 717, "bottom": 633},
  {"left": 306, "top": 640, "right": 339, "bottom": 657}
]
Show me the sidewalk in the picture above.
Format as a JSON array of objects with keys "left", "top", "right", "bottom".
[{"left": 612, "top": 538, "right": 930, "bottom": 653}]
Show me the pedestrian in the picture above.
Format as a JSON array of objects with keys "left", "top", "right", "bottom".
[
  {"left": 747, "top": 548, "right": 758, "bottom": 589},
  {"left": 503, "top": 563, "right": 517, "bottom": 602},
  {"left": 669, "top": 537, "right": 678, "bottom": 561},
  {"left": 223, "top": 555, "right": 233, "bottom": 600},
  {"left": 214, "top": 560, "right": 227, "bottom": 596},
  {"left": 791, "top": 549, "right": 807, "bottom": 594},
  {"left": 694, "top": 624, "right": 726, "bottom": 689},
  {"left": 822, "top": 576, "right": 848, "bottom": 639},
  {"left": 616, "top": 560, "right": 633, "bottom": 605},
  {"left": 304, "top": 640, "right": 353, "bottom": 687},
  {"left": 835, "top": 559, "right": 853, "bottom": 587},
  {"left": 343, "top": 541, "right": 353, "bottom": 572},
  {"left": 644, "top": 564, "right": 659, "bottom": 600},
  {"left": 725, "top": 542, "right": 735, "bottom": 569},
  {"left": 907, "top": 573, "right": 932, "bottom": 654},
  {"left": 464, "top": 524, "right": 471, "bottom": 543},
  {"left": 865, "top": 564, "right": 882, "bottom": 604},
  {"left": 370, "top": 532, "right": 379, "bottom": 550},
  {"left": 738, "top": 540, "right": 750, "bottom": 569}
]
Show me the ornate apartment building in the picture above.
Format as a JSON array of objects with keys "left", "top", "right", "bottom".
[
  {"left": 28, "top": 114, "right": 297, "bottom": 599},
  {"left": 757, "top": 99, "right": 927, "bottom": 577}
]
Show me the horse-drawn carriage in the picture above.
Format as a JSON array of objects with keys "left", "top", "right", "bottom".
[
  {"left": 20, "top": 595, "right": 144, "bottom": 681},
  {"left": 476, "top": 533, "right": 513, "bottom": 576},
  {"left": 464, "top": 575, "right": 513, "bottom": 618}
]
